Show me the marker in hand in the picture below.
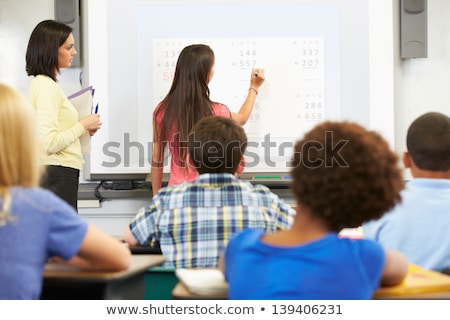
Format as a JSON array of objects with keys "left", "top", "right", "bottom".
[{"left": 94, "top": 103, "right": 99, "bottom": 114}]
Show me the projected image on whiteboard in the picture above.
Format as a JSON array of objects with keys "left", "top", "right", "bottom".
[
  {"left": 151, "top": 37, "right": 328, "bottom": 171},
  {"left": 86, "top": 0, "right": 395, "bottom": 180},
  {"left": 131, "top": 2, "right": 340, "bottom": 173},
  {"left": 152, "top": 37, "right": 326, "bottom": 137}
]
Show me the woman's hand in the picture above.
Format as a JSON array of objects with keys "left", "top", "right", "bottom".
[{"left": 80, "top": 114, "right": 102, "bottom": 131}]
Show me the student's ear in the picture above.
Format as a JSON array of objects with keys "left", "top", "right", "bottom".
[
  {"left": 235, "top": 156, "right": 245, "bottom": 176},
  {"left": 402, "top": 152, "right": 412, "bottom": 169},
  {"left": 186, "top": 154, "right": 199, "bottom": 174}
]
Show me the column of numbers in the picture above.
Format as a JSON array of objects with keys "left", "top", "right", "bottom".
[
  {"left": 304, "top": 92, "right": 324, "bottom": 121},
  {"left": 294, "top": 38, "right": 325, "bottom": 121},
  {"left": 153, "top": 41, "right": 183, "bottom": 101},
  {"left": 230, "top": 40, "right": 261, "bottom": 135}
]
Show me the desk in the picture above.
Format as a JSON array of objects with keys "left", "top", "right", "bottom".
[
  {"left": 373, "top": 263, "right": 450, "bottom": 299},
  {"left": 172, "top": 264, "right": 450, "bottom": 300},
  {"left": 41, "top": 254, "right": 165, "bottom": 300}
]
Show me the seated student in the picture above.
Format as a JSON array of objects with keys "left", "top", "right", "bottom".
[
  {"left": 124, "top": 116, "right": 295, "bottom": 268},
  {"left": 363, "top": 112, "right": 450, "bottom": 271},
  {"left": 222, "top": 120, "right": 408, "bottom": 300},
  {"left": 0, "top": 83, "right": 131, "bottom": 300}
]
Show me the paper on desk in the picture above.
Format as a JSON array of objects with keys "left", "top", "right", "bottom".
[
  {"left": 68, "top": 86, "right": 94, "bottom": 154},
  {"left": 175, "top": 269, "right": 228, "bottom": 295}
]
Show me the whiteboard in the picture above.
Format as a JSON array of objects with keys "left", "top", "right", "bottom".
[{"left": 83, "top": 0, "right": 394, "bottom": 182}]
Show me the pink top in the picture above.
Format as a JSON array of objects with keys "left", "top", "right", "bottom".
[{"left": 153, "top": 102, "right": 231, "bottom": 186}]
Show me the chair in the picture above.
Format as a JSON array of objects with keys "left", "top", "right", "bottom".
[{"left": 441, "top": 267, "right": 450, "bottom": 276}]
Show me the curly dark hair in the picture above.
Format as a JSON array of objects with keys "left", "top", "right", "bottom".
[{"left": 290, "top": 121, "right": 404, "bottom": 232}]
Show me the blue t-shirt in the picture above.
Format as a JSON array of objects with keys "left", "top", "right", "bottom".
[
  {"left": 0, "top": 187, "right": 88, "bottom": 299},
  {"left": 224, "top": 229, "right": 385, "bottom": 299}
]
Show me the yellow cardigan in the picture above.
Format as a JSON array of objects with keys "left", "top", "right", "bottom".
[{"left": 29, "top": 75, "right": 86, "bottom": 170}]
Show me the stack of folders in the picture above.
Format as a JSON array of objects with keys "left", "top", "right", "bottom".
[{"left": 175, "top": 269, "right": 228, "bottom": 296}]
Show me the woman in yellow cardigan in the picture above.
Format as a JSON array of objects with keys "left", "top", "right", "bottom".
[{"left": 26, "top": 20, "right": 101, "bottom": 211}]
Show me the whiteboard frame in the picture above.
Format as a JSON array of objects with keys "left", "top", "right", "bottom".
[{"left": 81, "top": 0, "right": 394, "bottom": 183}]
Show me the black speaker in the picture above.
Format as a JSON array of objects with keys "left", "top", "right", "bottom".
[
  {"left": 400, "top": 0, "right": 427, "bottom": 59},
  {"left": 54, "top": 0, "right": 81, "bottom": 67}
]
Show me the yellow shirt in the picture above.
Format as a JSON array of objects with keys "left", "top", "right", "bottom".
[{"left": 29, "top": 75, "right": 86, "bottom": 170}]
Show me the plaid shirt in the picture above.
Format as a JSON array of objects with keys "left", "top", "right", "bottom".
[{"left": 129, "top": 173, "right": 295, "bottom": 268}]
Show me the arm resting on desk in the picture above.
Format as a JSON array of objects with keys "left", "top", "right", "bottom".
[
  {"left": 124, "top": 226, "right": 140, "bottom": 246},
  {"left": 380, "top": 249, "right": 409, "bottom": 286},
  {"left": 56, "top": 225, "right": 131, "bottom": 271}
]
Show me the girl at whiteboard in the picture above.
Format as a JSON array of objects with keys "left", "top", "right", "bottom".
[
  {"left": 151, "top": 44, "right": 265, "bottom": 195},
  {"left": 26, "top": 20, "right": 102, "bottom": 211}
]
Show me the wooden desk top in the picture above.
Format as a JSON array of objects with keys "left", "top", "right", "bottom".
[
  {"left": 44, "top": 254, "right": 165, "bottom": 282},
  {"left": 172, "top": 264, "right": 450, "bottom": 300}
]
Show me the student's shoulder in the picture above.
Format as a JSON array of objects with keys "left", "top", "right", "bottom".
[
  {"left": 229, "top": 228, "right": 264, "bottom": 247},
  {"left": 251, "top": 183, "right": 287, "bottom": 200},
  {"left": 212, "top": 102, "right": 231, "bottom": 117},
  {"left": 348, "top": 237, "right": 385, "bottom": 259},
  {"left": 10, "top": 187, "right": 75, "bottom": 214},
  {"left": 151, "top": 182, "right": 193, "bottom": 204}
]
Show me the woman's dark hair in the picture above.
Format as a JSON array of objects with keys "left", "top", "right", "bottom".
[
  {"left": 26, "top": 20, "right": 72, "bottom": 81},
  {"left": 290, "top": 121, "right": 404, "bottom": 232},
  {"left": 155, "top": 44, "right": 216, "bottom": 165}
]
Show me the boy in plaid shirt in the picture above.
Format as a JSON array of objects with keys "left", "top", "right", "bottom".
[{"left": 125, "top": 116, "right": 295, "bottom": 268}]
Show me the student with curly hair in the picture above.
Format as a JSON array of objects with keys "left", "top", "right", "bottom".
[
  {"left": 363, "top": 112, "right": 450, "bottom": 272},
  {"left": 223, "top": 120, "right": 408, "bottom": 299}
]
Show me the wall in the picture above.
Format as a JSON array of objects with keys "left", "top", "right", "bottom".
[
  {"left": 0, "top": 0, "right": 82, "bottom": 96},
  {"left": 1, "top": 0, "right": 449, "bottom": 235},
  {"left": 394, "top": 0, "right": 450, "bottom": 163}
]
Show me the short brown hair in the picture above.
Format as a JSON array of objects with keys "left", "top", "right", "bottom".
[
  {"left": 188, "top": 116, "right": 247, "bottom": 174},
  {"left": 406, "top": 112, "right": 450, "bottom": 171},
  {"left": 290, "top": 121, "right": 403, "bottom": 232}
]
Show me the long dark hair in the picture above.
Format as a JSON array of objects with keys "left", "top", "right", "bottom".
[
  {"left": 26, "top": 20, "right": 72, "bottom": 81},
  {"left": 155, "top": 44, "right": 216, "bottom": 163}
]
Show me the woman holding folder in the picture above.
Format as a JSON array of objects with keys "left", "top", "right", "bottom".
[{"left": 26, "top": 20, "right": 101, "bottom": 210}]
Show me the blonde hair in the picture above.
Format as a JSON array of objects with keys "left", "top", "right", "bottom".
[{"left": 0, "top": 83, "right": 44, "bottom": 224}]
